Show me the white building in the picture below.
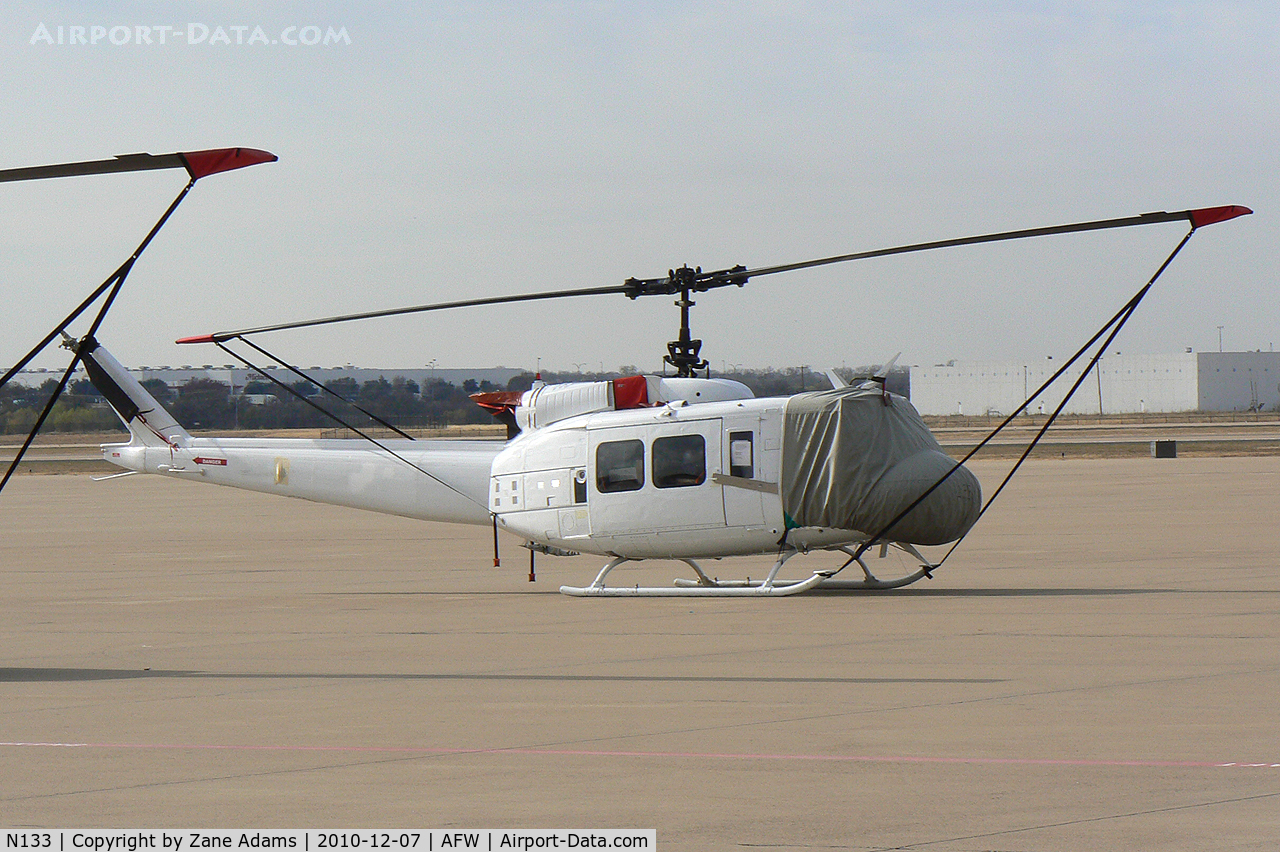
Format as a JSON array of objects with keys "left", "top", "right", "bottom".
[{"left": 910, "top": 352, "right": 1280, "bottom": 415}]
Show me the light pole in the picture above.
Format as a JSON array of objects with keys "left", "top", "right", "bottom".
[
  {"left": 1096, "top": 355, "right": 1104, "bottom": 415},
  {"left": 1022, "top": 365, "right": 1028, "bottom": 416},
  {"left": 1217, "top": 326, "right": 1224, "bottom": 352}
]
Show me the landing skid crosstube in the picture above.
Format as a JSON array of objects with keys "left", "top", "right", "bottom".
[{"left": 559, "top": 543, "right": 936, "bottom": 597}]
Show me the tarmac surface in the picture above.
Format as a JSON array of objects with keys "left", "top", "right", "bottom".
[{"left": 0, "top": 458, "right": 1277, "bottom": 849}]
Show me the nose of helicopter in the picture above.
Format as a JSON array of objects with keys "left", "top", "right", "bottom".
[{"left": 867, "top": 450, "right": 982, "bottom": 546}]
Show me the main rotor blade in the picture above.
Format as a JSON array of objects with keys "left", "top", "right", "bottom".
[
  {"left": 176, "top": 204, "right": 1250, "bottom": 344},
  {"left": 0, "top": 147, "right": 276, "bottom": 183},
  {"left": 722, "top": 206, "right": 1252, "bottom": 284},
  {"left": 178, "top": 284, "right": 633, "bottom": 344}
]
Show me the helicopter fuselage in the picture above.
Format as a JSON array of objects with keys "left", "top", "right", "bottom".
[
  {"left": 102, "top": 395, "right": 834, "bottom": 558},
  {"left": 88, "top": 341, "right": 980, "bottom": 565}
]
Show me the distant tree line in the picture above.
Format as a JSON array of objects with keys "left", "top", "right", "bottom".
[
  {"left": 147, "top": 374, "right": 511, "bottom": 432},
  {"left": 1, "top": 364, "right": 908, "bottom": 435},
  {"left": 0, "top": 374, "right": 511, "bottom": 435},
  {"left": 1, "top": 379, "right": 122, "bottom": 435}
]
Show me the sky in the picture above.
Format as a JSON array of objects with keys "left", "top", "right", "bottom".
[{"left": 2, "top": 2, "right": 1277, "bottom": 375}]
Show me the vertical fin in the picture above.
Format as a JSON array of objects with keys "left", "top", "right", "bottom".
[{"left": 78, "top": 337, "right": 190, "bottom": 448}]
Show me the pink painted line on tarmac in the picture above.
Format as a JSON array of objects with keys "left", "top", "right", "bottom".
[{"left": 2, "top": 740, "right": 1277, "bottom": 769}]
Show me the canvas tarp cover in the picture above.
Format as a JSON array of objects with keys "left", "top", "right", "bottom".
[{"left": 781, "top": 388, "right": 973, "bottom": 543}]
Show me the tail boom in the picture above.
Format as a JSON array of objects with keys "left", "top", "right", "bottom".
[{"left": 85, "top": 339, "right": 497, "bottom": 525}]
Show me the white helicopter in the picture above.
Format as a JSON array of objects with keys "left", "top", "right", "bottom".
[{"left": 0, "top": 149, "right": 1251, "bottom": 596}]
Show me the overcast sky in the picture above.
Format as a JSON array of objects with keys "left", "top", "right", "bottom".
[{"left": 3, "top": 2, "right": 1276, "bottom": 375}]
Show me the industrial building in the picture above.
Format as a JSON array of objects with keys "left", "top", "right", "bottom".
[{"left": 910, "top": 351, "right": 1280, "bottom": 416}]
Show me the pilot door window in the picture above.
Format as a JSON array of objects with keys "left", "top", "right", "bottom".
[
  {"left": 596, "top": 439, "right": 645, "bottom": 493},
  {"left": 652, "top": 434, "right": 706, "bottom": 489}
]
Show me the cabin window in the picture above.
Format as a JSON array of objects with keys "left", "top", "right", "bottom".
[
  {"left": 653, "top": 434, "right": 706, "bottom": 489},
  {"left": 596, "top": 440, "right": 645, "bottom": 493},
  {"left": 729, "top": 431, "right": 754, "bottom": 479}
]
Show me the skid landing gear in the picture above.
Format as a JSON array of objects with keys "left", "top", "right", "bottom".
[
  {"left": 811, "top": 542, "right": 938, "bottom": 590},
  {"left": 558, "top": 544, "right": 937, "bottom": 597}
]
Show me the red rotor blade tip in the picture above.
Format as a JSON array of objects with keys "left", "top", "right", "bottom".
[
  {"left": 1188, "top": 205, "right": 1252, "bottom": 228},
  {"left": 176, "top": 334, "right": 217, "bottom": 345},
  {"left": 180, "top": 148, "right": 277, "bottom": 180}
]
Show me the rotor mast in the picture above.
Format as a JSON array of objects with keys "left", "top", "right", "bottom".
[
  {"left": 664, "top": 265, "right": 708, "bottom": 377},
  {"left": 620, "top": 263, "right": 746, "bottom": 378}
]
